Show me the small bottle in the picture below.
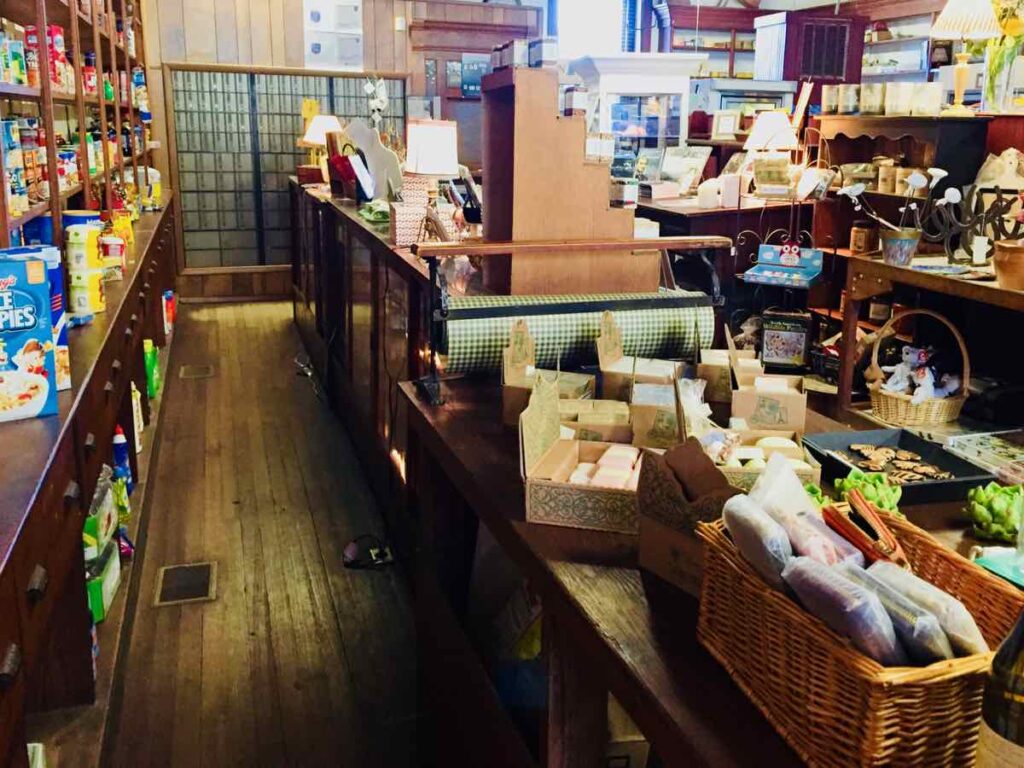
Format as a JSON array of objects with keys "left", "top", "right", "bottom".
[
  {"left": 976, "top": 608, "right": 1024, "bottom": 765},
  {"left": 143, "top": 338, "right": 161, "bottom": 399},
  {"left": 112, "top": 424, "right": 134, "bottom": 494}
]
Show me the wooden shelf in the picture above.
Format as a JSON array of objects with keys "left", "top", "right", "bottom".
[
  {"left": 60, "top": 182, "right": 84, "bottom": 201},
  {"left": 0, "top": 82, "right": 42, "bottom": 99},
  {"left": 7, "top": 200, "right": 51, "bottom": 232},
  {"left": 862, "top": 69, "right": 929, "bottom": 78},
  {"left": 809, "top": 306, "right": 912, "bottom": 341},
  {"left": 864, "top": 35, "right": 931, "bottom": 48}
]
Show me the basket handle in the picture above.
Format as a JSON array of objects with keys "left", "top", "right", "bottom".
[{"left": 869, "top": 309, "right": 970, "bottom": 392}]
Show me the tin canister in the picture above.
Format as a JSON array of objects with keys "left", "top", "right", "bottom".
[
  {"left": 838, "top": 84, "right": 861, "bottom": 114},
  {"left": 821, "top": 85, "right": 839, "bottom": 114},
  {"left": 65, "top": 224, "right": 102, "bottom": 271},
  {"left": 69, "top": 268, "right": 106, "bottom": 315}
]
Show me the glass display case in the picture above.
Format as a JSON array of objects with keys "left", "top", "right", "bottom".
[{"left": 568, "top": 53, "right": 706, "bottom": 152}]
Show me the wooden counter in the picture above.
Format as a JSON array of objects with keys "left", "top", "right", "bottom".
[{"left": 0, "top": 200, "right": 177, "bottom": 768}]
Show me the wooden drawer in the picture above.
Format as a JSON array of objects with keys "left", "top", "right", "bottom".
[
  {"left": 0, "top": 572, "right": 26, "bottom": 758},
  {"left": 11, "top": 439, "right": 84, "bottom": 675}
]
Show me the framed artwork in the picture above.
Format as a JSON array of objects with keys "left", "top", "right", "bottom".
[
  {"left": 796, "top": 166, "right": 837, "bottom": 201},
  {"left": 721, "top": 151, "right": 748, "bottom": 176},
  {"left": 661, "top": 145, "right": 713, "bottom": 193},
  {"left": 791, "top": 81, "right": 813, "bottom": 132},
  {"left": 636, "top": 147, "right": 665, "bottom": 182},
  {"left": 445, "top": 60, "right": 462, "bottom": 91},
  {"left": 711, "top": 110, "right": 740, "bottom": 140}
]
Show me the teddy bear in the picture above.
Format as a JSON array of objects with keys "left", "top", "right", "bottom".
[
  {"left": 910, "top": 365, "right": 937, "bottom": 405},
  {"left": 881, "top": 345, "right": 927, "bottom": 394}
]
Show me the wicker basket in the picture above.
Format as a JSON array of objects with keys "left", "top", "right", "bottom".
[
  {"left": 696, "top": 515, "right": 1024, "bottom": 767},
  {"left": 868, "top": 308, "right": 968, "bottom": 426}
]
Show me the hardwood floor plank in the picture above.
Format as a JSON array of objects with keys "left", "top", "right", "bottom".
[{"left": 109, "top": 302, "right": 416, "bottom": 767}]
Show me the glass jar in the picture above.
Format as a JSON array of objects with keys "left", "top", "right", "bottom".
[
  {"left": 838, "top": 84, "right": 861, "bottom": 114},
  {"left": 860, "top": 83, "right": 885, "bottom": 115},
  {"left": 850, "top": 220, "right": 879, "bottom": 255},
  {"left": 821, "top": 85, "right": 840, "bottom": 115}
]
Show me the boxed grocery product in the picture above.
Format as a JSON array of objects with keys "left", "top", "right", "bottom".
[
  {"left": 83, "top": 466, "right": 118, "bottom": 562},
  {"left": 0, "top": 245, "right": 69, "bottom": 390},
  {"left": 731, "top": 374, "right": 808, "bottom": 432},
  {"left": 86, "top": 539, "right": 121, "bottom": 623},
  {"left": 559, "top": 399, "right": 632, "bottom": 444},
  {"left": 501, "top": 320, "right": 595, "bottom": 426},
  {"left": 0, "top": 255, "right": 58, "bottom": 423},
  {"left": 596, "top": 310, "right": 682, "bottom": 401},
  {"left": 520, "top": 377, "right": 640, "bottom": 534}
]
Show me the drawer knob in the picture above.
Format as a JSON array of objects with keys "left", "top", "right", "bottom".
[
  {"left": 112, "top": 359, "right": 123, "bottom": 375},
  {"left": 147, "top": 266, "right": 156, "bottom": 276},
  {"left": 138, "top": 291, "right": 145, "bottom": 301},
  {"left": 27, "top": 564, "right": 49, "bottom": 603},
  {"left": 0, "top": 644, "right": 21, "bottom": 690},
  {"left": 125, "top": 327, "right": 134, "bottom": 340},
  {"left": 64, "top": 481, "right": 81, "bottom": 507},
  {"left": 85, "top": 432, "right": 96, "bottom": 453},
  {"left": 104, "top": 380, "right": 115, "bottom": 396},
  {"left": 143, "top": 282, "right": 151, "bottom": 292}
]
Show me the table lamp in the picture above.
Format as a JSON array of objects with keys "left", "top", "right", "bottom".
[
  {"left": 931, "top": 0, "right": 1002, "bottom": 116},
  {"left": 297, "top": 114, "right": 344, "bottom": 183},
  {"left": 404, "top": 119, "right": 458, "bottom": 210},
  {"left": 744, "top": 111, "right": 800, "bottom": 199}
]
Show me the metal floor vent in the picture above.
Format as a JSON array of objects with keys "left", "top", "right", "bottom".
[
  {"left": 154, "top": 562, "right": 218, "bottom": 607},
  {"left": 180, "top": 364, "right": 215, "bottom": 380}
]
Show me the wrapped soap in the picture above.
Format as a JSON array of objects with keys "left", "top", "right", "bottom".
[
  {"left": 782, "top": 557, "right": 907, "bottom": 666},
  {"left": 598, "top": 445, "right": 639, "bottom": 469},
  {"left": 837, "top": 561, "right": 953, "bottom": 664},
  {"left": 569, "top": 462, "right": 597, "bottom": 486},
  {"left": 591, "top": 465, "right": 631, "bottom": 489},
  {"left": 722, "top": 494, "right": 792, "bottom": 590},
  {"left": 867, "top": 561, "right": 988, "bottom": 656},
  {"left": 750, "top": 453, "right": 821, "bottom": 521}
]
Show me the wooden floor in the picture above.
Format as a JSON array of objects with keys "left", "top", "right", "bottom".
[{"left": 105, "top": 302, "right": 418, "bottom": 768}]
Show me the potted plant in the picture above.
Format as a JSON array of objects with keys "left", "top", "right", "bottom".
[{"left": 977, "top": 0, "right": 1024, "bottom": 112}]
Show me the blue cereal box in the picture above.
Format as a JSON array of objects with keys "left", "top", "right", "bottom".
[
  {"left": 0, "top": 257, "right": 59, "bottom": 423},
  {"left": 1, "top": 245, "right": 69, "bottom": 390}
]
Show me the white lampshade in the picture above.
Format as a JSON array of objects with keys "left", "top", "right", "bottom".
[
  {"left": 405, "top": 119, "right": 459, "bottom": 177},
  {"left": 931, "top": 0, "right": 1002, "bottom": 40},
  {"left": 744, "top": 110, "right": 800, "bottom": 151},
  {"left": 298, "top": 115, "right": 344, "bottom": 149}
]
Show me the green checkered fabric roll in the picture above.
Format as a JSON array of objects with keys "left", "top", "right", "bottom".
[{"left": 442, "top": 291, "right": 714, "bottom": 374}]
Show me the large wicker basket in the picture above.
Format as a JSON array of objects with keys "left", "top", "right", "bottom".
[
  {"left": 696, "top": 514, "right": 1024, "bottom": 767},
  {"left": 868, "top": 308, "right": 968, "bottom": 426}
]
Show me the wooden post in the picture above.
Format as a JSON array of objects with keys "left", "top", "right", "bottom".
[
  {"left": 545, "top": 611, "right": 607, "bottom": 768},
  {"left": 36, "top": 0, "right": 64, "bottom": 246},
  {"left": 93, "top": 0, "right": 114, "bottom": 212},
  {"left": 107, "top": 0, "right": 125, "bottom": 179},
  {"left": 68, "top": 0, "right": 93, "bottom": 210}
]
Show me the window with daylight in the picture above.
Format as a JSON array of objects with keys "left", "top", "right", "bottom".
[{"left": 557, "top": 0, "right": 625, "bottom": 59}]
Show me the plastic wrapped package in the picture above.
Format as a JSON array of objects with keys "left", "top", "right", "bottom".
[
  {"left": 803, "top": 515, "right": 866, "bottom": 568},
  {"left": 782, "top": 557, "right": 908, "bottom": 666},
  {"left": 764, "top": 506, "right": 862, "bottom": 567},
  {"left": 750, "top": 452, "right": 821, "bottom": 521},
  {"left": 722, "top": 494, "right": 793, "bottom": 590},
  {"left": 867, "top": 561, "right": 989, "bottom": 656},
  {"left": 837, "top": 561, "right": 954, "bottom": 664}
]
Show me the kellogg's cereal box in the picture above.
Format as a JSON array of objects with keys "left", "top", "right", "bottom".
[
  {"left": 0, "top": 256, "right": 58, "bottom": 423},
  {"left": 1, "top": 245, "right": 69, "bottom": 390}
]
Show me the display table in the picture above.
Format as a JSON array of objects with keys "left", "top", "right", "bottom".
[
  {"left": 0, "top": 201, "right": 177, "bottom": 768},
  {"left": 400, "top": 378, "right": 974, "bottom": 766}
]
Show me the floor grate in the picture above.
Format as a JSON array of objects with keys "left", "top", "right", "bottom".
[
  {"left": 154, "top": 562, "right": 218, "bottom": 607},
  {"left": 179, "top": 364, "right": 215, "bottom": 380}
]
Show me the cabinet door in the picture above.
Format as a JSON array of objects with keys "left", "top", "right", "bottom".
[{"left": 798, "top": 19, "right": 850, "bottom": 81}]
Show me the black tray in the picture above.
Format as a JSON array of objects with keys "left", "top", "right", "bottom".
[{"left": 803, "top": 428, "right": 995, "bottom": 506}]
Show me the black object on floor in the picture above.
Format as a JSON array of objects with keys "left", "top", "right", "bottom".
[
  {"left": 343, "top": 535, "right": 395, "bottom": 570},
  {"left": 179, "top": 364, "right": 216, "bottom": 380},
  {"left": 154, "top": 562, "right": 218, "bottom": 607}
]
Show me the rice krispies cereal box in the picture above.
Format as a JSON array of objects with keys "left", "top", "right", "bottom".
[
  {"left": 1, "top": 245, "right": 70, "bottom": 390},
  {"left": 0, "top": 256, "right": 59, "bottom": 423}
]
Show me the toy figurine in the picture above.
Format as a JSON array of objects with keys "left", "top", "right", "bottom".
[
  {"left": 911, "top": 366, "right": 937, "bottom": 405},
  {"left": 935, "top": 373, "right": 961, "bottom": 398}
]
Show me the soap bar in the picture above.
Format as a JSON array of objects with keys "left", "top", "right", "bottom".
[
  {"left": 754, "top": 376, "right": 791, "bottom": 393},
  {"left": 599, "top": 445, "right": 640, "bottom": 468},
  {"left": 626, "top": 460, "right": 642, "bottom": 491},
  {"left": 734, "top": 447, "right": 766, "bottom": 462},
  {"left": 591, "top": 465, "right": 631, "bottom": 489}
]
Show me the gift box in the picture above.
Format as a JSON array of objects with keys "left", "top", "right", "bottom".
[
  {"left": 502, "top": 320, "right": 595, "bottom": 426},
  {"left": 637, "top": 439, "right": 739, "bottom": 596},
  {"left": 520, "top": 377, "right": 639, "bottom": 534},
  {"left": 389, "top": 202, "right": 426, "bottom": 248},
  {"left": 596, "top": 310, "right": 682, "bottom": 401},
  {"left": 559, "top": 399, "right": 632, "bottom": 444},
  {"left": 731, "top": 374, "right": 808, "bottom": 433}
]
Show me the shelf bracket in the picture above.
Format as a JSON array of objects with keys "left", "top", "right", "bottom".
[{"left": 848, "top": 269, "right": 893, "bottom": 301}]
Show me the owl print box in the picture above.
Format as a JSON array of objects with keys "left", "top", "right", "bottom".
[{"left": 0, "top": 256, "right": 58, "bottom": 423}]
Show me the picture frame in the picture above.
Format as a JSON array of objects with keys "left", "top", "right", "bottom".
[
  {"left": 711, "top": 110, "right": 740, "bottom": 140},
  {"left": 720, "top": 151, "right": 748, "bottom": 176},
  {"left": 661, "top": 145, "right": 713, "bottom": 194},
  {"left": 795, "top": 166, "right": 837, "bottom": 201},
  {"left": 791, "top": 81, "right": 813, "bottom": 132},
  {"left": 636, "top": 147, "right": 665, "bottom": 182}
]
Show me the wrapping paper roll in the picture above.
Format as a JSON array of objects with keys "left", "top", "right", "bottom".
[{"left": 442, "top": 291, "right": 714, "bottom": 374}]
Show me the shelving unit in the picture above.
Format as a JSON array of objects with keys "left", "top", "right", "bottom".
[
  {"left": 671, "top": 27, "right": 756, "bottom": 78},
  {"left": 0, "top": 0, "right": 151, "bottom": 247},
  {"left": 860, "top": 14, "right": 936, "bottom": 82}
]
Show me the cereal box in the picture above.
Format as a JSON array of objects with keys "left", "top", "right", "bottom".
[
  {"left": 1, "top": 245, "right": 70, "bottom": 390},
  {"left": 0, "top": 256, "right": 58, "bottom": 423}
]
